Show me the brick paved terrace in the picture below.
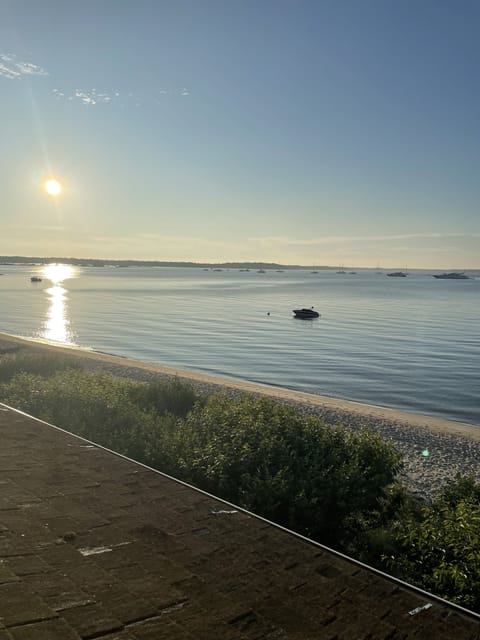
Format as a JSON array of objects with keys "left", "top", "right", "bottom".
[{"left": 0, "top": 404, "right": 479, "bottom": 640}]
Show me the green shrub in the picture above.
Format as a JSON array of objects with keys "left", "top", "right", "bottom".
[
  {"left": 441, "top": 473, "right": 480, "bottom": 507},
  {"left": 352, "top": 483, "right": 422, "bottom": 564},
  {"left": 385, "top": 475, "right": 480, "bottom": 612},
  {"left": 170, "top": 393, "right": 403, "bottom": 548},
  {"left": 126, "top": 377, "right": 202, "bottom": 417},
  {"left": 0, "top": 351, "right": 80, "bottom": 382}
]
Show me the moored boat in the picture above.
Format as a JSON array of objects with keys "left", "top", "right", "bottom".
[
  {"left": 293, "top": 308, "right": 320, "bottom": 319},
  {"left": 433, "top": 272, "right": 469, "bottom": 280}
]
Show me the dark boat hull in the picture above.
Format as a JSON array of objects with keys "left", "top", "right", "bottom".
[
  {"left": 433, "top": 273, "right": 469, "bottom": 279},
  {"left": 293, "top": 309, "right": 320, "bottom": 319}
]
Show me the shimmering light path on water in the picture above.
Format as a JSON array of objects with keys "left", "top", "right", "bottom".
[{"left": 1, "top": 265, "right": 479, "bottom": 425}]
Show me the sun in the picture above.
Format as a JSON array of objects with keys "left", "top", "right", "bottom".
[{"left": 44, "top": 178, "right": 63, "bottom": 197}]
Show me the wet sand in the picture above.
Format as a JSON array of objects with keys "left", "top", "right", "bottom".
[{"left": 1, "top": 332, "right": 479, "bottom": 499}]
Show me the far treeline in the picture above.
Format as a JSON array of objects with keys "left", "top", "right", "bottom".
[
  {"left": 0, "top": 256, "right": 331, "bottom": 269},
  {"left": 0, "top": 349, "right": 479, "bottom": 614}
]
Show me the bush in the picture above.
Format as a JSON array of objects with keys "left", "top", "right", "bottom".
[
  {"left": 441, "top": 473, "right": 480, "bottom": 507},
  {"left": 170, "top": 393, "right": 403, "bottom": 548},
  {"left": 385, "top": 475, "right": 480, "bottom": 612},
  {"left": 0, "top": 350, "right": 79, "bottom": 382},
  {"left": 126, "top": 377, "right": 202, "bottom": 417}
]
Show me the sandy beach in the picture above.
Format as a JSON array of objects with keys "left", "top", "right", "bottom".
[{"left": 1, "top": 332, "right": 479, "bottom": 499}]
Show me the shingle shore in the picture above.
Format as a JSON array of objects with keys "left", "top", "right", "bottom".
[
  {"left": 1, "top": 404, "right": 479, "bottom": 639},
  {"left": 1, "top": 333, "right": 479, "bottom": 500}
]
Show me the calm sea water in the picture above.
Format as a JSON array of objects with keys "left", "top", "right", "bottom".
[{"left": 1, "top": 264, "right": 479, "bottom": 425}]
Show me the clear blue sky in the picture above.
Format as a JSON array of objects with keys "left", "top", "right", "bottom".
[{"left": 1, "top": 0, "right": 479, "bottom": 267}]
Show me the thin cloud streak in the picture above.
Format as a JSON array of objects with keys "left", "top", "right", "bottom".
[
  {"left": 1, "top": 51, "right": 189, "bottom": 108},
  {"left": 0, "top": 53, "right": 48, "bottom": 79},
  {"left": 53, "top": 87, "right": 190, "bottom": 107}
]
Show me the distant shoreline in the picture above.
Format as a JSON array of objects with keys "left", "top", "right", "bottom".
[
  {"left": 1, "top": 331, "right": 479, "bottom": 499},
  {"left": 1, "top": 256, "right": 330, "bottom": 270},
  {"left": 2, "top": 256, "right": 479, "bottom": 271}
]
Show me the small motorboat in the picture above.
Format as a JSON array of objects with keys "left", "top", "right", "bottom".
[
  {"left": 30, "top": 276, "right": 42, "bottom": 282},
  {"left": 293, "top": 308, "right": 320, "bottom": 319}
]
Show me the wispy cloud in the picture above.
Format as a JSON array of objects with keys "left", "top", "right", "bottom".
[
  {"left": 52, "top": 88, "right": 113, "bottom": 105},
  {"left": 0, "top": 53, "right": 48, "bottom": 79},
  {"left": 1, "top": 51, "right": 190, "bottom": 108},
  {"left": 53, "top": 87, "right": 191, "bottom": 107}
]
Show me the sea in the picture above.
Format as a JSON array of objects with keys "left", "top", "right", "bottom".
[{"left": 1, "top": 263, "right": 479, "bottom": 426}]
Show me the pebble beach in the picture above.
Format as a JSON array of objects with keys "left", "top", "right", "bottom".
[{"left": 1, "top": 332, "right": 479, "bottom": 500}]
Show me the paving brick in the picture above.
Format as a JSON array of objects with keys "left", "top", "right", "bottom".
[
  {"left": 61, "top": 603, "right": 124, "bottom": 639},
  {"left": 4, "top": 554, "right": 52, "bottom": 576},
  {"left": 95, "top": 588, "right": 158, "bottom": 625},
  {"left": 0, "top": 533, "right": 30, "bottom": 557},
  {"left": 26, "top": 573, "right": 94, "bottom": 612},
  {"left": 92, "top": 632, "right": 138, "bottom": 640},
  {"left": 128, "top": 619, "right": 191, "bottom": 640},
  {"left": 9, "top": 618, "right": 81, "bottom": 640},
  {"left": 0, "top": 582, "right": 56, "bottom": 627},
  {"left": 0, "top": 563, "right": 18, "bottom": 585}
]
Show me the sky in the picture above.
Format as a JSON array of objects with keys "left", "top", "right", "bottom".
[{"left": 1, "top": 0, "right": 479, "bottom": 268}]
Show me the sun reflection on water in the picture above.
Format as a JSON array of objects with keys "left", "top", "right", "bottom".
[{"left": 39, "top": 264, "right": 78, "bottom": 344}]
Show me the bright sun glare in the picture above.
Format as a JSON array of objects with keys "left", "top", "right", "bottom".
[
  {"left": 44, "top": 178, "right": 63, "bottom": 197},
  {"left": 42, "top": 263, "right": 75, "bottom": 284}
]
